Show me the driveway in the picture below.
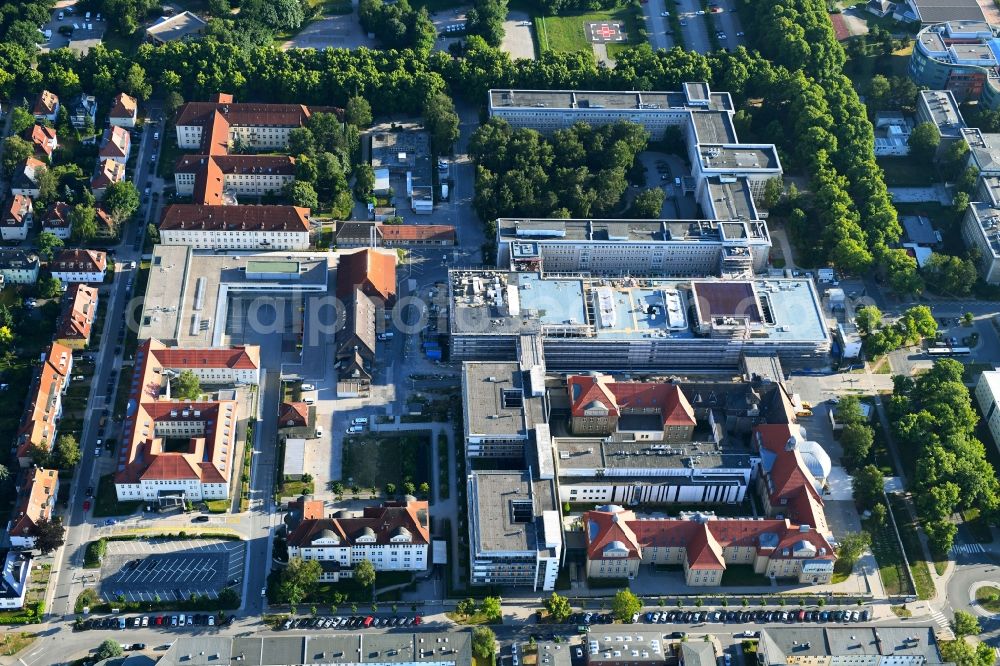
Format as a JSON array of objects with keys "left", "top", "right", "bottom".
[
  {"left": 281, "top": 11, "right": 376, "bottom": 49},
  {"left": 501, "top": 10, "right": 535, "bottom": 60}
]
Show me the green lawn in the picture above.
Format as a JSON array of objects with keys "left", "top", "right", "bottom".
[
  {"left": 976, "top": 585, "right": 1000, "bottom": 613},
  {"left": 342, "top": 432, "right": 430, "bottom": 490},
  {"left": 877, "top": 157, "right": 936, "bottom": 187},
  {"left": 845, "top": 44, "right": 913, "bottom": 95},
  {"left": 93, "top": 473, "right": 142, "bottom": 518},
  {"left": 0, "top": 633, "right": 36, "bottom": 657},
  {"left": 887, "top": 494, "right": 940, "bottom": 597},
  {"left": 863, "top": 516, "right": 912, "bottom": 597},
  {"left": 535, "top": 6, "right": 641, "bottom": 58},
  {"left": 719, "top": 565, "right": 771, "bottom": 586}
]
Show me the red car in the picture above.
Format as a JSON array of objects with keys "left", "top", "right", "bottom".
[
  {"left": 83, "top": 500, "right": 91, "bottom": 511},
  {"left": 414, "top": 615, "right": 421, "bottom": 625}
]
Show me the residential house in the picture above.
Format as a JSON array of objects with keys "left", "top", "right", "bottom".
[
  {"left": 68, "top": 94, "right": 97, "bottom": 129},
  {"left": 0, "top": 551, "right": 31, "bottom": 610},
  {"left": 335, "top": 248, "right": 397, "bottom": 304},
  {"left": 55, "top": 283, "right": 99, "bottom": 349},
  {"left": 278, "top": 402, "right": 309, "bottom": 428},
  {"left": 0, "top": 250, "right": 40, "bottom": 285},
  {"left": 15, "top": 343, "right": 73, "bottom": 467},
  {"left": 94, "top": 206, "right": 117, "bottom": 239},
  {"left": 49, "top": 248, "right": 107, "bottom": 283},
  {"left": 287, "top": 499, "right": 430, "bottom": 581},
  {"left": 99, "top": 126, "right": 131, "bottom": 165},
  {"left": 1, "top": 195, "right": 33, "bottom": 241},
  {"left": 158, "top": 204, "right": 311, "bottom": 250},
  {"left": 32, "top": 91, "right": 59, "bottom": 122},
  {"left": 11, "top": 158, "right": 46, "bottom": 197},
  {"left": 583, "top": 505, "right": 835, "bottom": 585},
  {"left": 91, "top": 159, "right": 126, "bottom": 199},
  {"left": 114, "top": 339, "right": 261, "bottom": 503},
  {"left": 7, "top": 468, "right": 59, "bottom": 549},
  {"left": 108, "top": 92, "right": 138, "bottom": 128},
  {"left": 27, "top": 125, "right": 58, "bottom": 161},
  {"left": 41, "top": 202, "right": 72, "bottom": 240}
]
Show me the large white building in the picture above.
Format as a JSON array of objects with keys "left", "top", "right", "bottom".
[
  {"left": 961, "top": 201, "right": 1000, "bottom": 282},
  {"left": 158, "top": 205, "right": 311, "bottom": 250},
  {"left": 975, "top": 370, "right": 1000, "bottom": 447},
  {"left": 499, "top": 218, "right": 770, "bottom": 275},
  {"left": 467, "top": 470, "right": 563, "bottom": 591},
  {"left": 114, "top": 340, "right": 261, "bottom": 503},
  {"left": 287, "top": 499, "right": 430, "bottom": 581}
]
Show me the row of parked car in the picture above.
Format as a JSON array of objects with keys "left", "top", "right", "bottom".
[
  {"left": 281, "top": 615, "right": 422, "bottom": 630},
  {"left": 644, "top": 609, "right": 871, "bottom": 624},
  {"left": 77, "top": 613, "right": 228, "bottom": 631}
]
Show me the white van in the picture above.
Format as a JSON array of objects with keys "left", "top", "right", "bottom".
[
  {"left": 378, "top": 332, "right": 393, "bottom": 341},
  {"left": 301, "top": 383, "right": 315, "bottom": 391},
  {"left": 352, "top": 417, "right": 368, "bottom": 426},
  {"left": 346, "top": 425, "right": 363, "bottom": 434}
]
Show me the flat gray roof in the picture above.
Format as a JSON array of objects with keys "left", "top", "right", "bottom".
[
  {"left": 706, "top": 177, "right": 757, "bottom": 220},
  {"left": 919, "top": 90, "right": 965, "bottom": 135},
  {"left": 146, "top": 11, "right": 207, "bottom": 42},
  {"left": 554, "top": 437, "right": 754, "bottom": 472},
  {"left": 969, "top": 202, "right": 1000, "bottom": 257},
  {"left": 915, "top": 0, "right": 986, "bottom": 23},
  {"left": 759, "top": 626, "right": 942, "bottom": 665},
  {"left": 700, "top": 145, "right": 780, "bottom": 171},
  {"left": 469, "top": 470, "right": 558, "bottom": 555},
  {"left": 489, "top": 89, "right": 733, "bottom": 112},
  {"left": 692, "top": 110, "right": 737, "bottom": 144},
  {"left": 462, "top": 361, "right": 544, "bottom": 438},
  {"left": 918, "top": 30, "right": 948, "bottom": 52},
  {"left": 497, "top": 218, "right": 768, "bottom": 243}
]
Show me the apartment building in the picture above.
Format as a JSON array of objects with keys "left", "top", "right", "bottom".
[
  {"left": 1, "top": 195, "right": 33, "bottom": 241},
  {"left": 68, "top": 93, "right": 97, "bottom": 129},
  {"left": 158, "top": 205, "right": 311, "bottom": 250},
  {"left": 99, "top": 126, "right": 131, "bottom": 165},
  {"left": 583, "top": 506, "right": 835, "bottom": 585},
  {"left": 909, "top": 21, "right": 1000, "bottom": 108},
  {"left": 174, "top": 155, "right": 295, "bottom": 198},
  {"left": 0, "top": 250, "right": 39, "bottom": 285},
  {"left": 11, "top": 158, "right": 46, "bottom": 197},
  {"left": 498, "top": 218, "right": 770, "bottom": 275},
  {"left": 7, "top": 468, "right": 59, "bottom": 549},
  {"left": 916, "top": 90, "right": 967, "bottom": 159},
  {"left": 143, "top": 339, "right": 261, "bottom": 385},
  {"left": 41, "top": 202, "right": 72, "bottom": 239},
  {"left": 975, "top": 371, "right": 1000, "bottom": 447},
  {"left": 113, "top": 341, "right": 261, "bottom": 503},
  {"left": 32, "top": 90, "right": 59, "bottom": 122},
  {"left": 754, "top": 424, "right": 832, "bottom": 536},
  {"left": 15, "top": 343, "right": 73, "bottom": 467},
  {"left": 91, "top": 158, "right": 126, "bottom": 199},
  {"left": 461, "top": 361, "right": 545, "bottom": 458},
  {"left": 108, "top": 92, "right": 138, "bottom": 127},
  {"left": 55, "top": 283, "right": 99, "bottom": 349},
  {"left": 49, "top": 248, "right": 107, "bottom": 283},
  {"left": 961, "top": 201, "right": 1000, "bottom": 282},
  {"left": 468, "top": 470, "right": 563, "bottom": 591},
  {"left": 0, "top": 551, "right": 31, "bottom": 610},
  {"left": 287, "top": 499, "right": 430, "bottom": 581}
]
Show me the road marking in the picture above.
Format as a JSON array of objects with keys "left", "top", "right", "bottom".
[{"left": 951, "top": 544, "right": 986, "bottom": 554}]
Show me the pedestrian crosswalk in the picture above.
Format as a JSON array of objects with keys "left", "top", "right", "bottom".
[
  {"left": 951, "top": 543, "right": 986, "bottom": 555},
  {"left": 929, "top": 609, "right": 955, "bottom": 639}
]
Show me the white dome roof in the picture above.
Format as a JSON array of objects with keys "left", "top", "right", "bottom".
[{"left": 797, "top": 440, "right": 832, "bottom": 480}]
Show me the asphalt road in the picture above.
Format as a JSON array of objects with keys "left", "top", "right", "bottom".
[{"left": 51, "top": 105, "right": 165, "bottom": 618}]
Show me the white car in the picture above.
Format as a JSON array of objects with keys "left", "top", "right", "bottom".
[
  {"left": 314, "top": 427, "right": 324, "bottom": 438},
  {"left": 301, "top": 383, "right": 315, "bottom": 391},
  {"left": 660, "top": 11, "right": 670, "bottom": 16}
]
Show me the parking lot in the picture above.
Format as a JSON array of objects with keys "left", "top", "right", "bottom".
[
  {"left": 98, "top": 538, "right": 245, "bottom": 603},
  {"left": 40, "top": 3, "right": 106, "bottom": 53}
]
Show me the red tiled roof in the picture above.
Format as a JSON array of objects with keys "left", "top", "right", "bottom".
[
  {"left": 142, "top": 454, "right": 200, "bottom": 481},
  {"left": 43, "top": 202, "right": 71, "bottom": 229},
  {"left": 192, "top": 155, "right": 224, "bottom": 205},
  {"left": 33, "top": 90, "right": 58, "bottom": 116},
  {"left": 175, "top": 154, "right": 296, "bottom": 176},
  {"left": 159, "top": 204, "right": 310, "bottom": 232},
  {"left": 91, "top": 158, "right": 126, "bottom": 190},
  {"left": 56, "top": 283, "right": 98, "bottom": 342},
  {"left": 335, "top": 249, "right": 397, "bottom": 302},
  {"left": 379, "top": 224, "right": 456, "bottom": 242},
  {"left": 28, "top": 125, "right": 57, "bottom": 158},
  {"left": 99, "top": 126, "right": 131, "bottom": 159},
  {"left": 50, "top": 248, "right": 107, "bottom": 275},
  {"left": 176, "top": 99, "right": 317, "bottom": 129},
  {"left": 686, "top": 524, "right": 725, "bottom": 569},
  {"left": 567, "top": 375, "right": 696, "bottom": 427},
  {"left": 8, "top": 468, "right": 58, "bottom": 538},
  {"left": 95, "top": 206, "right": 115, "bottom": 231},
  {"left": 2, "top": 195, "right": 33, "bottom": 227},
  {"left": 278, "top": 402, "right": 309, "bottom": 427},
  {"left": 288, "top": 500, "right": 430, "bottom": 549},
  {"left": 15, "top": 343, "right": 73, "bottom": 459},
  {"left": 203, "top": 110, "right": 231, "bottom": 155},
  {"left": 152, "top": 346, "right": 260, "bottom": 370},
  {"left": 109, "top": 92, "right": 138, "bottom": 119},
  {"left": 583, "top": 508, "right": 641, "bottom": 560}
]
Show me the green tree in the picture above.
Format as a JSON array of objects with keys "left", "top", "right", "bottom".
[
  {"left": 147, "top": 224, "right": 160, "bottom": 245},
  {"left": 871, "top": 502, "right": 888, "bottom": 527},
  {"left": 286, "top": 181, "right": 319, "bottom": 210},
  {"left": 0, "top": 463, "right": 9, "bottom": 483},
  {"left": 481, "top": 596, "right": 502, "bottom": 622},
  {"left": 70, "top": 205, "right": 98, "bottom": 243},
  {"left": 898, "top": 305, "right": 938, "bottom": 343},
  {"left": 103, "top": 181, "right": 140, "bottom": 222},
  {"left": 763, "top": 177, "right": 784, "bottom": 210},
  {"left": 53, "top": 434, "right": 81, "bottom": 469},
  {"left": 37, "top": 275, "right": 62, "bottom": 299},
  {"left": 424, "top": 92, "right": 460, "bottom": 154},
  {"left": 852, "top": 465, "right": 885, "bottom": 510},
  {"left": 611, "top": 589, "right": 642, "bottom": 623},
  {"left": 836, "top": 395, "right": 865, "bottom": 424},
  {"left": 34, "top": 516, "right": 65, "bottom": 553},
  {"left": 957, "top": 165, "right": 980, "bottom": 194},
  {"left": 288, "top": 127, "right": 316, "bottom": 158},
  {"left": 345, "top": 96, "right": 373, "bottom": 128},
  {"left": 354, "top": 164, "right": 376, "bottom": 200},
  {"left": 630, "top": 188, "right": 665, "bottom": 218},
  {"left": 27, "top": 443, "right": 50, "bottom": 468},
  {"left": 385, "top": 482, "right": 396, "bottom": 496},
  {"left": 240, "top": 0, "right": 306, "bottom": 31},
  {"left": 164, "top": 91, "right": 185, "bottom": 118},
  {"left": 456, "top": 597, "right": 476, "bottom": 617},
  {"left": 174, "top": 370, "right": 201, "bottom": 400},
  {"left": 841, "top": 423, "right": 873, "bottom": 467},
  {"left": 354, "top": 558, "right": 376, "bottom": 589},
  {"left": 36, "top": 166, "right": 58, "bottom": 206},
  {"left": 924, "top": 253, "right": 977, "bottom": 297},
  {"left": 855, "top": 305, "right": 882, "bottom": 335},
  {"left": 543, "top": 592, "right": 572, "bottom": 623},
  {"left": 939, "top": 639, "right": 998, "bottom": 666},
  {"left": 925, "top": 519, "right": 958, "bottom": 555},
  {"left": 953, "top": 610, "right": 981, "bottom": 637},
  {"left": 865, "top": 75, "right": 892, "bottom": 112},
  {"left": 836, "top": 531, "right": 871, "bottom": 568},
  {"left": 9, "top": 106, "right": 34, "bottom": 135},
  {"left": 908, "top": 122, "right": 940, "bottom": 163},
  {"left": 37, "top": 231, "right": 64, "bottom": 262},
  {"left": 94, "top": 639, "right": 123, "bottom": 661},
  {"left": 2, "top": 136, "right": 32, "bottom": 177},
  {"left": 121, "top": 63, "right": 152, "bottom": 100},
  {"left": 472, "top": 626, "right": 497, "bottom": 660}
]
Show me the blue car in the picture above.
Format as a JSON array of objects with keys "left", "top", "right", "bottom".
[{"left": 104, "top": 519, "right": 117, "bottom": 526}]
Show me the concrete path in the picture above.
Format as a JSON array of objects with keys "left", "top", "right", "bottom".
[{"left": 888, "top": 186, "right": 952, "bottom": 205}]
